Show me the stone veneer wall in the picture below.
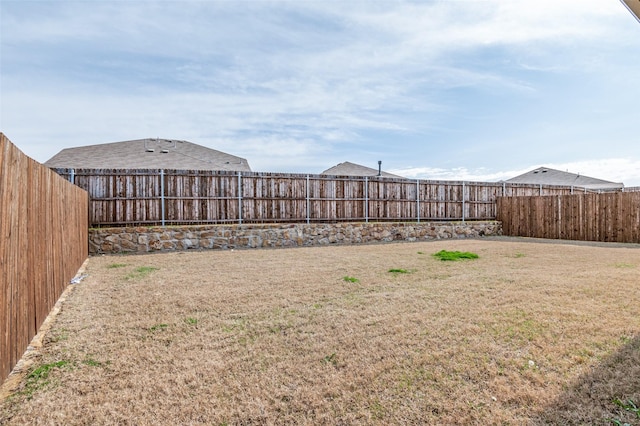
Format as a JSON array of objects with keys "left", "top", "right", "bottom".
[{"left": 88, "top": 221, "right": 501, "bottom": 255}]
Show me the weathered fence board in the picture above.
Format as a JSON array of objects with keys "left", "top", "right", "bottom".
[
  {"left": 52, "top": 168, "right": 596, "bottom": 227},
  {"left": 497, "top": 192, "right": 640, "bottom": 243},
  {"left": 1, "top": 134, "right": 89, "bottom": 384}
]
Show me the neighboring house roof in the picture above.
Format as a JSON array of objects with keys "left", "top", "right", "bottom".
[
  {"left": 505, "top": 167, "right": 623, "bottom": 190},
  {"left": 44, "top": 138, "right": 252, "bottom": 171},
  {"left": 321, "top": 162, "right": 406, "bottom": 179},
  {"left": 621, "top": 0, "right": 640, "bottom": 23}
]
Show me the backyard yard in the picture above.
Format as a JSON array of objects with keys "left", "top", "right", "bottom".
[{"left": 1, "top": 238, "right": 639, "bottom": 425}]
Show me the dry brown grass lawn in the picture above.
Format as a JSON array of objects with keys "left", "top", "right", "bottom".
[{"left": 1, "top": 238, "right": 639, "bottom": 425}]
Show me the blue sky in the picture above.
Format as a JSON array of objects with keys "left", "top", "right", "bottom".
[{"left": 1, "top": 0, "right": 640, "bottom": 185}]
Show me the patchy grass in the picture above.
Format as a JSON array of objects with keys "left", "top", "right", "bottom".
[
  {"left": 125, "top": 266, "right": 159, "bottom": 280},
  {"left": 148, "top": 323, "right": 168, "bottom": 332},
  {"left": 184, "top": 317, "right": 198, "bottom": 327},
  {"left": 28, "top": 361, "right": 70, "bottom": 382},
  {"left": 106, "top": 263, "right": 127, "bottom": 269},
  {"left": 17, "top": 361, "right": 71, "bottom": 399},
  {"left": 45, "top": 328, "right": 69, "bottom": 344},
  {"left": 81, "top": 358, "right": 104, "bottom": 368},
  {"left": 2, "top": 240, "right": 639, "bottom": 425},
  {"left": 608, "top": 399, "right": 640, "bottom": 425},
  {"left": 432, "top": 249, "right": 479, "bottom": 261},
  {"left": 388, "top": 268, "right": 412, "bottom": 274},
  {"left": 613, "top": 398, "right": 640, "bottom": 415},
  {"left": 342, "top": 276, "right": 360, "bottom": 283},
  {"left": 322, "top": 352, "right": 338, "bottom": 366}
]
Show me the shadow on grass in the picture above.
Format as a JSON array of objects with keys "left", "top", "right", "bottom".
[{"left": 531, "top": 334, "right": 640, "bottom": 425}]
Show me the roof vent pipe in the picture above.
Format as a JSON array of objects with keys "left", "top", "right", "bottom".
[{"left": 378, "top": 160, "right": 382, "bottom": 177}]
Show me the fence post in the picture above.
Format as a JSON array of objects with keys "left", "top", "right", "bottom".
[
  {"left": 416, "top": 179, "right": 420, "bottom": 223},
  {"left": 462, "top": 181, "right": 466, "bottom": 222},
  {"left": 160, "top": 169, "right": 165, "bottom": 227},
  {"left": 69, "top": 168, "right": 75, "bottom": 184},
  {"left": 238, "top": 172, "right": 243, "bottom": 224},
  {"left": 364, "top": 176, "right": 369, "bottom": 223},
  {"left": 306, "top": 174, "right": 310, "bottom": 224},
  {"left": 557, "top": 194, "right": 562, "bottom": 239}
]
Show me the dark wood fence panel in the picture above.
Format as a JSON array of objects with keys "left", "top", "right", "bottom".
[
  {"left": 497, "top": 192, "right": 640, "bottom": 243},
  {"left": 52, "top": 168, "right": 605, "bottom": 227},
  {"left": 1, "top": 134, "right": 88, "bottom": 384}
]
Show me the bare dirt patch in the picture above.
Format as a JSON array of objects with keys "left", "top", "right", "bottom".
[{"left": 1, "top": 238, "right": 639, "bottom": 425}]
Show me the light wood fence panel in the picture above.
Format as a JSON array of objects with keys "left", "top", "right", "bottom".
[{"left": 1, "top": 134, "right": 88, "bottom": 384}]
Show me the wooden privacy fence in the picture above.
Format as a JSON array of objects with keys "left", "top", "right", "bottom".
[
  {"left": 1, "top": 134, "right": 89, "bottom": 384},
  {"left": 497, "top": 192, "right": 640, "bottom": 243},
  {"left": 52, "top": 168, "right": 589, "bottom": 227}
]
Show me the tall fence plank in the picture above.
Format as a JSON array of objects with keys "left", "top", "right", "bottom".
[
  {"left": 497, "top": 193, "right": 640, "bottom": 244},
  {"left": 1, "top": 134, "right": 89, "bottom": 384}
]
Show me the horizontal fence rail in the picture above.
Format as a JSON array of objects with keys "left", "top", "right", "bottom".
[
  {"left": 49, "top": 168, "right": 604, "bottom": 227},
  {"left": 497, "top": 192, "right": 640, "bottom": 243},
  {"left": 1, "top": 134, "right": 89, "bottom": 384}
]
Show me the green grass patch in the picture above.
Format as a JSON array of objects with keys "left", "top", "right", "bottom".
[
  {"left": 432, "top": 250, "right": 479, "bottom": 261},
  {"left": 82, "top": 357, "right": 106, "bottom": 367},
  {"left": 343, "top": 276, "right": 360, "bottom": 283},
  {"left": 369, "top": 399, "right": 386, "bottom": 419},
  {"left": 20, "top": 360, "right": 71, "bottom": 398},
  {"left": 107, "top": 263, "right": 127, "bottom": 269},
  {"left": 608, "top": 398, "right": 640, "bottom": 425},
  {"left": 323, "top": 352, "right": 338, "bottom": 366},
  {"left": 388, "top": 268, "right": 415, "bottom": 274},
  {"left": 149, "top": 323, "right": 169, "bottom": 332},
  {"left": 126, "top": 266, "right": 159, "bottom": 280},
  {"left": 613, "top": 398, "right": 639, "bottom": 415},
  {"left": 489, "top": 308, "right": 547, "bottom": 343},
  {"left": 28, "top": 360, "right": 71, "bottom": 381},
  {"left": 47, "top": 328, "right": 69, "bottom": 343},
  {"left": 222, "top": 318, "right": 248, "bottom": 333}
]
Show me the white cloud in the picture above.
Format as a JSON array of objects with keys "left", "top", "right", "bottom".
[
  {"left": 390, "top": 166, "right": 524, "bottom": 182},
  {"left": 545, "top": 159, "right": 640, "bottom": 187},
  {"left": 392, "top": 159, "right": 640, "bottom": 187}
]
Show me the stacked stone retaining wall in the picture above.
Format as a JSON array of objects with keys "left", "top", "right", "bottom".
[{"left": 89, "top": 221, "right": 501, "bottom": 255}]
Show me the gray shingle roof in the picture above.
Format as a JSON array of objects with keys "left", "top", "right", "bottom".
[
  {"left": 505, "top": 167, "right": 623, "bottom": 190},
  {"left": 44, "top": 138, "right": 251, "bottom": 171},
  {"left": 321, "top": 162, "right": 406, "bottom": 179}
]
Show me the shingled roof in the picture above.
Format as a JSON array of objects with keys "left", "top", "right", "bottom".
[
  {"left": 621, "top": 0, "right": 640, "bottom": 23},
  {"left": 321, "top": 161, "right": 406, "bottom": 179},
  {"left": 505, "top": 166, "right": 623, "bottom": 190},
  {"left": 44, "top": 138, "right": 251, "bottom": 171}
]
